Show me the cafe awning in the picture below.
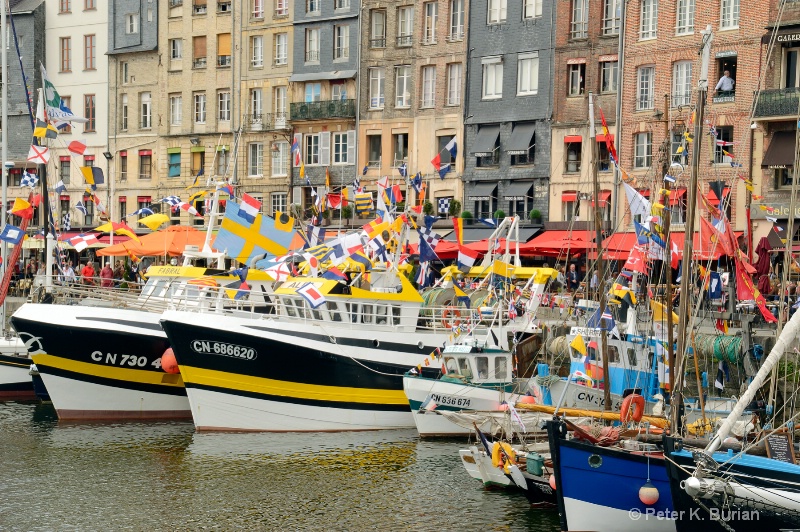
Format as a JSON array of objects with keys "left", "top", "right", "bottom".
[
  {"left": 471, "top": 125, "right": 501, "bottom": 156},
  {"left": 503, "top": 181, "right": 533, "bottom": 200},
  {"left": 590, "top": 190, "right": 612, "bottom": 207},
  {"left": 505, "top": 123, "right": 536, "bottom": 155},
  {"left": 467, "top": 182, "right": 497, "bottom": 201},
  {"left": 761, "top": 131, "right": 796, "bottom": 169}
]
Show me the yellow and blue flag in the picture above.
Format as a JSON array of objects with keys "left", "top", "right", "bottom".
[{"left": 213, "top": 202, "right": 296, "bottom": 265}]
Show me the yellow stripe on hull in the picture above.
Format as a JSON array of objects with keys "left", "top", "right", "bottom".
[
  {"left": 181, "top": 366, "right": 408, "bottom": 406},
  {"left": 31, "top": 354, "right": 185, "bottom": 388}
]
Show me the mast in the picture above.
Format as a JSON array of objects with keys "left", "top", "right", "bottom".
[
  {"left": 1, "top": 0, "right": 7, "bottom": 328},
  {"left": 661, "top": 92, "right": 676, "bottom": 395},
  {"left": 589, "top": 91, "right": 611, "bottom": 411},
  {"left": 673, "top": 25, "right": 713, "bottom": 431}
]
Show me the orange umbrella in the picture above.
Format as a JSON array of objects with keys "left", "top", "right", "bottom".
[{"left": 97, "top": 225, "right": 212, "bottom": 257}]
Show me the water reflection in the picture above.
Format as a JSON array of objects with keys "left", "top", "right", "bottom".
[{"left": 0, "top": 402, "right": 559, "bottom": 531}]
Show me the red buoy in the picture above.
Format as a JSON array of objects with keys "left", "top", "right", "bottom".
[{"left": 161, "top": 348, "right": 179, "bottom": 374}]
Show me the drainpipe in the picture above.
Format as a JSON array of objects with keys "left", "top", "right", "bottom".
[{"left": 611, "top": 0, "right": 626, "bottom": 229}]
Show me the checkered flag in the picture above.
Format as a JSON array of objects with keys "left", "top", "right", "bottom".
[
  {"left": 62, "top": 213, "right": 71, "bottom": 231},
  {"left": 21, "top": 171, "right": 39, "bottom": 188},
  {"left": 161, "top": 195, "right": 182, "bottom": 207},
  {"left": 438, "top": 197, "right": 451, "bottom": 214},
  {"left": 418, "top": 225, "right": 442, "bottom": 249}
]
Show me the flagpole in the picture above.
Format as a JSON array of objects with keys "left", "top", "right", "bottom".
[{"left": 0, "top": 0, "right": 6, "bottom": 329}]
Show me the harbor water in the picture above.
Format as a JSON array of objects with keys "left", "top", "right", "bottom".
[{"left": 0, "top": 402, "right": 559, "bottom": 530}]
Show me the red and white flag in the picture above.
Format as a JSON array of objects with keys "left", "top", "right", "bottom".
[
  {"left": 623, "top": 245, "right": 649, "bottom": 274},
  {"left": 27, "top": 145, "right": 50, "bottom": 164},
  {"left": 68, "top": 138, "right": 88, "bottom": 156},
  {"left": 239, "top": 193, "right": 262, "bottom": 223},
  {"left": 297, "top": 282, "right": 326, "bottom": 308},
  {"left": 180, "top": 202, "right": 201, "bottom": 217},
  {"left": 69, "top": 233, "right": 99, "bottom": 252},
  {"left": 457, "top": 245, "right": 479, "bottom": 270}
]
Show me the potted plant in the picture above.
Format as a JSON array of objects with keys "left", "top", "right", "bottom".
[
  {"left": 460, "top": 211, "right": 473, "bottom": 225},
  {"left": 448, "top": 200, "right": 461, "bottom": 218},
  {"left": 341, "top": 205, "right": 352, "bottom": 220},
  {"left": 322, "top": 209, "right": 331, "bottom": 226},
  {"left": 529, "top": 209, "right": 542, "bottom": 224},
  {"left": 493, "top": 209, "right": 506, "bottom": 221},
  {"left": 423, "top": 201, "right": 434, "bottom": 216}
]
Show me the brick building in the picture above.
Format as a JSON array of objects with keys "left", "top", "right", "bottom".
[
  {"left": 549, "top": 0, "right": 619, "bottom": 229},
  {"left": 619, "top": 0, "right": 767, "bottom": 232},
  {"left": 462, "top": 0, "right": 553, "bottom": 225},
  {"left": 357, "top": 0, "right": 466, "bottom": 215}
]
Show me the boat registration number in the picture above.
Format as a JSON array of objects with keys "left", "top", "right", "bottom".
[
  {"left": 191, "top": 340, "right": 257, "bottom": 360},
  {"left": 430, "top": 393, "right": 471, "bottom": 408}
]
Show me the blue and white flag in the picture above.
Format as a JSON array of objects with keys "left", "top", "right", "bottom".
[
  {"left": 161, "top": 195, "right": 182, "bottom": 207},
  {"left": 437, "top": 164, "right": 451, "bottom": 180},
  {"left": 664, "top": 174, "right": 676, "bottom": 184},
  {"left": 62, "top": 213, "right": 71, "bottom": 231},
  {"left": 411, "top": 172, "right": 423, "bottom": 193},
  {"left": 438, "top": 198, "right": 451, "bottom": 214},
  {"left": 75, "top": 202, "right": 87, "bottom": 216},
  {"left": 0, "top": 224, "right": 24, "bottom": 245},
  {"left": 398, "top": 162, "right": 408, "bottom": 178},
  {"left": 306, "top": 224, "right": 326, "bottom": 248},
  {"left": 445, "top": 137, "right": 458, "bottom": 159},
  {"left": 54, "top": 180, "right": 67, "bottom": 194},
  {"left": 21, "top": 171, "right": 38, "bottom": 188},
  {"left": 130, "top": 207, "right": 154, "bottom": 217}
]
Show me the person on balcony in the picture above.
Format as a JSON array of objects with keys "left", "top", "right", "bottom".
[{"left": 714, "top": 70, "right": 735, "bottom": 97}]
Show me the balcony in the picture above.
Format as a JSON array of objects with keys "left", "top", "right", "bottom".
[
  {"left": 753, "top": 88, "right": 800, "bottom": 119},
  {"left": 334, "top": 47, "right": 349, "bottom": 60},
  {"left": 305, "top": 50, "right": 319, "bottom": 62},
  {"left": 396, "top": 35, "right": 412, "bottom": 47},
  {"left": 275, "top": 7, "right": 289, "bottom": 17},
  {"left": 245, "top": 112, "right": 289, "bottom": 131},
  {"left": 217, "top": 55, "right": 231, "bottom": 67},
  {"left": 290, "top": 99, "right": 356, "bottom": 120},
  {"left": 369, "top": 37, "right": 386, "bottom": 48},
  {"left": 711, "top": 91, "right": 735, "bottom": 105}
]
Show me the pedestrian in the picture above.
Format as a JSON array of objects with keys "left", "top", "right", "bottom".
[
  {"left": 113, "top": 260, "right": 125, "bottom": 286},
  {"left": 81, "top": 261, "right": 96, "bottom": 286},
  {"left": 100, "top": 263, "right": 114, "bottom": 288},
  {"left": 61, "top": 261, "right": 76, "bottom": 284},
  {"left": 567, "top": 264, "right": 580, "bottom": 291},
  {"left": 590, "top": 269, "right": 599, "bottom": 298},
  {"left": 714, "top": 70, "right": 735, "bottom": 96}
]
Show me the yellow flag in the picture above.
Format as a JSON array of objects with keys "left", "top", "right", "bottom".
[
  {"left": 570, "top": 334, "right": 587, "bottom": 356},
  {"left": 676, "top": 146, "right": 685, "bottom": 154},
  {"left": 138, "top": 213, "right": 170, "bottom": 231},
  {"left": 745, "top": 183, "right": 754, "bottom": 192}
]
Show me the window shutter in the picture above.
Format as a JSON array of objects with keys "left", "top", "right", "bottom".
[
  {"left": 320, "top": 131, "right": 331, "bottom": 165},
  {"left": 193, "top": 36, "right": 207, "bottom": 57},
  {"left": 218, "top": 34, "right": 231, "bottom": 56},
  {"left": 347, "top": 130, "right": 355, "bottom": 163}
]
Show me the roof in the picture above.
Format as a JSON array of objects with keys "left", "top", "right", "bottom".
[
  {"left": 289, "top": 70, "right": 357, "bottom": 82},
  {"left": 10, "top": 0, "right": 44, "bottom": 13}
]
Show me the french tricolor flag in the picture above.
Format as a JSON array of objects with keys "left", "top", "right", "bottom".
[
  {"left": 238, "top": 193, "right": 262, "bottom": 224},
  {"left": 457, "top": 245, "right": 479, "bottom": 270}
]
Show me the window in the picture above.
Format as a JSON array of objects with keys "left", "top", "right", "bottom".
[
  {"left": 334, "top": 25, "right": 349, "bottom": 59},
  {"left": 121, "top": 62, "right": 128, "bottom": 83},
  {"left": 331, "top": 80, "right": 345, "bottom": 101},
  {"left": 571, "top": 0, "right": 588, "bottom": 38},
  {"left": 136, "top": 197, "right": 150, "bottom": 218},
  {"left": 423, "top": 2, "right": 438, "bottom": 44},
  {"left": 482, "top": 57, "right": 503, "bottom": 99},
  {"left": 672, "top": 132, "right": 689, "bottom": 166},
  {"left": 194, "top": 93, "right": 207, "bottom": 123},
  {"left": 672, "top": 61, "right": 692, "bottom": 107},
  {"left": 218, "top": 92, "right": 231, "bottom": 121},
  {"left": 369, "top": 68, "right": 385, "bottom": 109},
  {"left": 447, "top": 63, "right": 462, "bottom": 105},
  {"left": 126, "top": 13, "right": 139, "bottom": 34},
  {"left": 274, "top": 87, "right": 287, "bottom": 126},
  {"left": 333, "top": 131, "right": 353, "bottom": 164},
  {"left": 170, "top": 95, "right": 182, "bottom": 125},
  {"left": 601, "top": 60, "right": 618, "bottom": 93},
  {"left": 84, "top": 35, "right": 96, "bottom": 70},
  {"left": 191, "top": 151, "right": 205, "bottom": 175},
  {"left": 271, "top": 193, "right": 288, "bottom": 216},
  {"left": 776, "top": 168, "right": 795, "bottom": 188},
  {"left": 421, "top": 66, "right": 436, "bottom": 108},
  {"left": 713, "top": 126, "right": 734, "bottom": 164},
  {"left": 60, "top": 0, "right": 71, "bottom": 13},
  {"left": 217, "top": 148, "right": 230, "bottom": 176},
  {"left": 523, "top": 0, "right": 542, "bottom": 19},
  {"left": 139, "top": 152, "right": 152, "bottom": 179},
  {"left": 676, "top": 0, "right": 694, "bottom": 34},
  {"left": 517, "top": 52, "right": 539, "bottom": 96},
  {"left": 640, "top": 0, "right": 657, "bottom": 39},
  {"left": 335, "top": 0, "right": 350, "bottom": 9},
  {"left": 305, "top": 29, "right": 320, "bottom": 62},
  {"left": 85, "top": 0, "right": 96, "bottom": 8},
  {"left": 193, "top": 36, "right": 207, "bottom": 68},
  {"left": 83, "top": 198, "right": 94, "bottom": 226},
  {"left": 563, "top": 192, "right": 579, "bottom": 221},
  {"left": 272, "top": 141, "right": 289, "bottom": 176},
  {"left": 450, "top": 0, "right": 464, "bottom": 38},
  {"left": 60, "top": 159, "right": 71, "bottom": 184},
  {"left": 252, "top": 0, "right": 264, "bottom": 18},
  {"left": 275, "top": 0, "right": 288, "bottom": 16},
  {"left": 393, "top": 133, "right": 409, "bottom": 166},
  {"left": 84, "top": 94, "right": 95, "bottom": 132},
  {"left": 119, "top": 199, "right": 128, "bottom": 220},
  {"left": 141, "top": 92, "right": 152, "bottom": 128},
  {"left": 634, "top": 132, "right": 652, "bottom": 168},
  {"left": 84, "top": 155, "right": 94, "bottom": 168},
  {"left": 568, "top": 63, "right": 586, "bottom": 96},
  {"left": 476, "top": 132, "right": 500, "bottom": 167},
  {"left": 396, "top": 66, "right": 411, "bottom": 107},
  {"left": 598, "top": 140, "right": 610, "bottom": 171},
  {"left": 304, "top": 83, "right": 321, "bottom": 103},
  {"left": 168, "top": 152, "right": 182, "bottom": 177},
  {"left": 487, "top": 0, "right": 506, "bottom": 23},
  {"left": 437, "top": 136, "right": 455, "bottom": 168},
  {"left": 217, "top": 33, "right": 231, "bottom": 67},
  {"left": 307, "top": 0, "right": 319, "bottom": 14},
  {"left": 120, "top": 153, "right": 128, "bottom": 181},
  {"left": 60, "top": 37, "right": 71, "bottom": 72},
  {"left": 371, "top": 10, "right": 386, "bottom": 48},
  {"left": 367, "top": 134, "right": 382, "bottom": 166},
  {"left": 305, "top": 134, "right": 320, "bottom": 165},
  {"left": 716, "top": 55, "right": 737, "bottom": 94},
  {"left": 250, "top": 89, "right": 263, "bottom": 120},
  {"left": 637, "top": 66, "right": 654, "bottom": 110},
  {"left": 251, "top": 36, "right": 263, "bottom": 67},
  {"left": 170, "top": 39, "right": 182, "bottom": 60},
  {"left": 565, "top": 141, "right": 581, "bottom": 172},
  {"left": 720, "top": 0, "right": 739, "bottom": 29},
  {"left": 58, "top": 96, "right": 72, "bottom": 133},
  {"left": 397, "top": 7, "right": 413, "bottom": 46},
  {"left": 274, "top": 33, "right": 288, "bottom": 65},
  {"left": 248, "top": 143, "right": 264, "bottom": 176},
  {"left": 121, "top": 94, "right": 128, "bottom": 130},
  {"left": 603, "top": 0, "right": 621, "bottom": 35}
]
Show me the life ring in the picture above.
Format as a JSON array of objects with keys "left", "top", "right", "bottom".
[
  {"left": 621, "top": 394, "right": 645, "bottom": 423},
  {"left": 491, "top": 442, "right": 515, "bottom": 473},
  {"left": 442, "top": 306, "right": 462, "bottom": 328}
]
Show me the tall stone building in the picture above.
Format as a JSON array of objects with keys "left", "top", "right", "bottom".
[
  {"left": 289, "top": 0, "right": 359, "bottom": 215},
  {"left": 619, "top": 0, "right": 766, "bottom": 232},
  {"left": 357, "top": 0, "right": 466, "bottom": 215},
  {"left": 548, "top": 0, "right": 619, "bottom": 231},
  {"left": 462, "top": 0, "right": 553, "bottom": 224}
]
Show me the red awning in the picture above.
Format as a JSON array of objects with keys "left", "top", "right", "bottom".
[
  {"left": 586, "top": 232, "right": 638, "bottom": 260},
  {"left": 591, "top": 190, "right": 612, "bottom": 207},
  {"left": 596, "top": 134, "right": 614, "bottom": 143},
  {"left": 407, "top": 240, "right": 459, "bottom": 258},
  {"left": 518, "top": 230, "right": 595, "bottom": 257},
  {"left": 671, "top": 231, "right": 743, "bottom": 260},
  {"left": 565, "top": 135, "right": 582, "bottom": 143},
  {"left": 562, "top": 191, "right": 577, "bottom": 202},
  {"left": 137, "top": 196, "right": 151, "bottom": 202},
  {"left": 59, "top": 156, "right": 70, "bottom": 162},
  {"left": 139, "top": 150, "right": 152, "bottom": 156},
  {"left": 84, "top": 155, "right": 95, "bottom": 161},
  {"left": 119, "top": 196, "right": 127, "bottom": 202},
  {"left": 706, "top": 187, "right": 731, "bottom": 206},
  {"left": 669, "top": 188, "right": 687, "bottom": 206},
  {"left": 59, "top": 194, "right": 70, "bottom": 201},
  {"left": 119, "top": 151, "right": 127, "bottom": 157}
]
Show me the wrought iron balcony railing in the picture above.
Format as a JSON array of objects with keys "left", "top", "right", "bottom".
[{"left": 290, "top": 99, "right": 356, "bottom": 120}]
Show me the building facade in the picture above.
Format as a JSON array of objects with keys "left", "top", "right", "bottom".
[
  {"left": 289, "top": 0, "right": 359, "bottom": 216},
  {"left": 619, "top": 0, "right": 766, "bottom": 232},
  {"left": 548, "top": 0, "right": 619, "bottom": 228},
  {"left": 462, "top": 0, "right": 553, "bottom": 222},
  {"left": 357, "top": 0, "right": 466, "bottom": 216}
]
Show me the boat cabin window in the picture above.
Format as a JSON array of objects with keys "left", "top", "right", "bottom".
[
  {"left": 362, "top": 304, "right": 373, "bottom": 324},
  {"left": 374, "top": 304, "right": 388, "bottom": 325},
  {"left": 347, "top": 303, "right": 359, "bottom": 323},
  {"left": 458, "top": 357, "right": 473, "bottom": 379},
  {"left": 608, "top": 345, "right": 620, "bottom": 364},
  {"left": 444, "top": 356, "right": 459, "bottom": 374},
  {"left": 627, "top": 348, "right": 637, "bottom": 366},
  {"left": 311, "top": 305, "right": 323, "bottom": 321},
  {"left": 476, "top": 356, "right": 489, "bottom": 379},
  {"left": 392, "top": 305, "right": 401, "bottom": 325},
  {"left": 494, "top": 356, "right": 508, "bottom": 380},
  {"left": 328, "top": 302, "right": 342, "bottom": 322}
]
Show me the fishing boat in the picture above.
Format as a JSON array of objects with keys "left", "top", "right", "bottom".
[{"left": 0, "top": 336, "right": 36, "bottom": 399}]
